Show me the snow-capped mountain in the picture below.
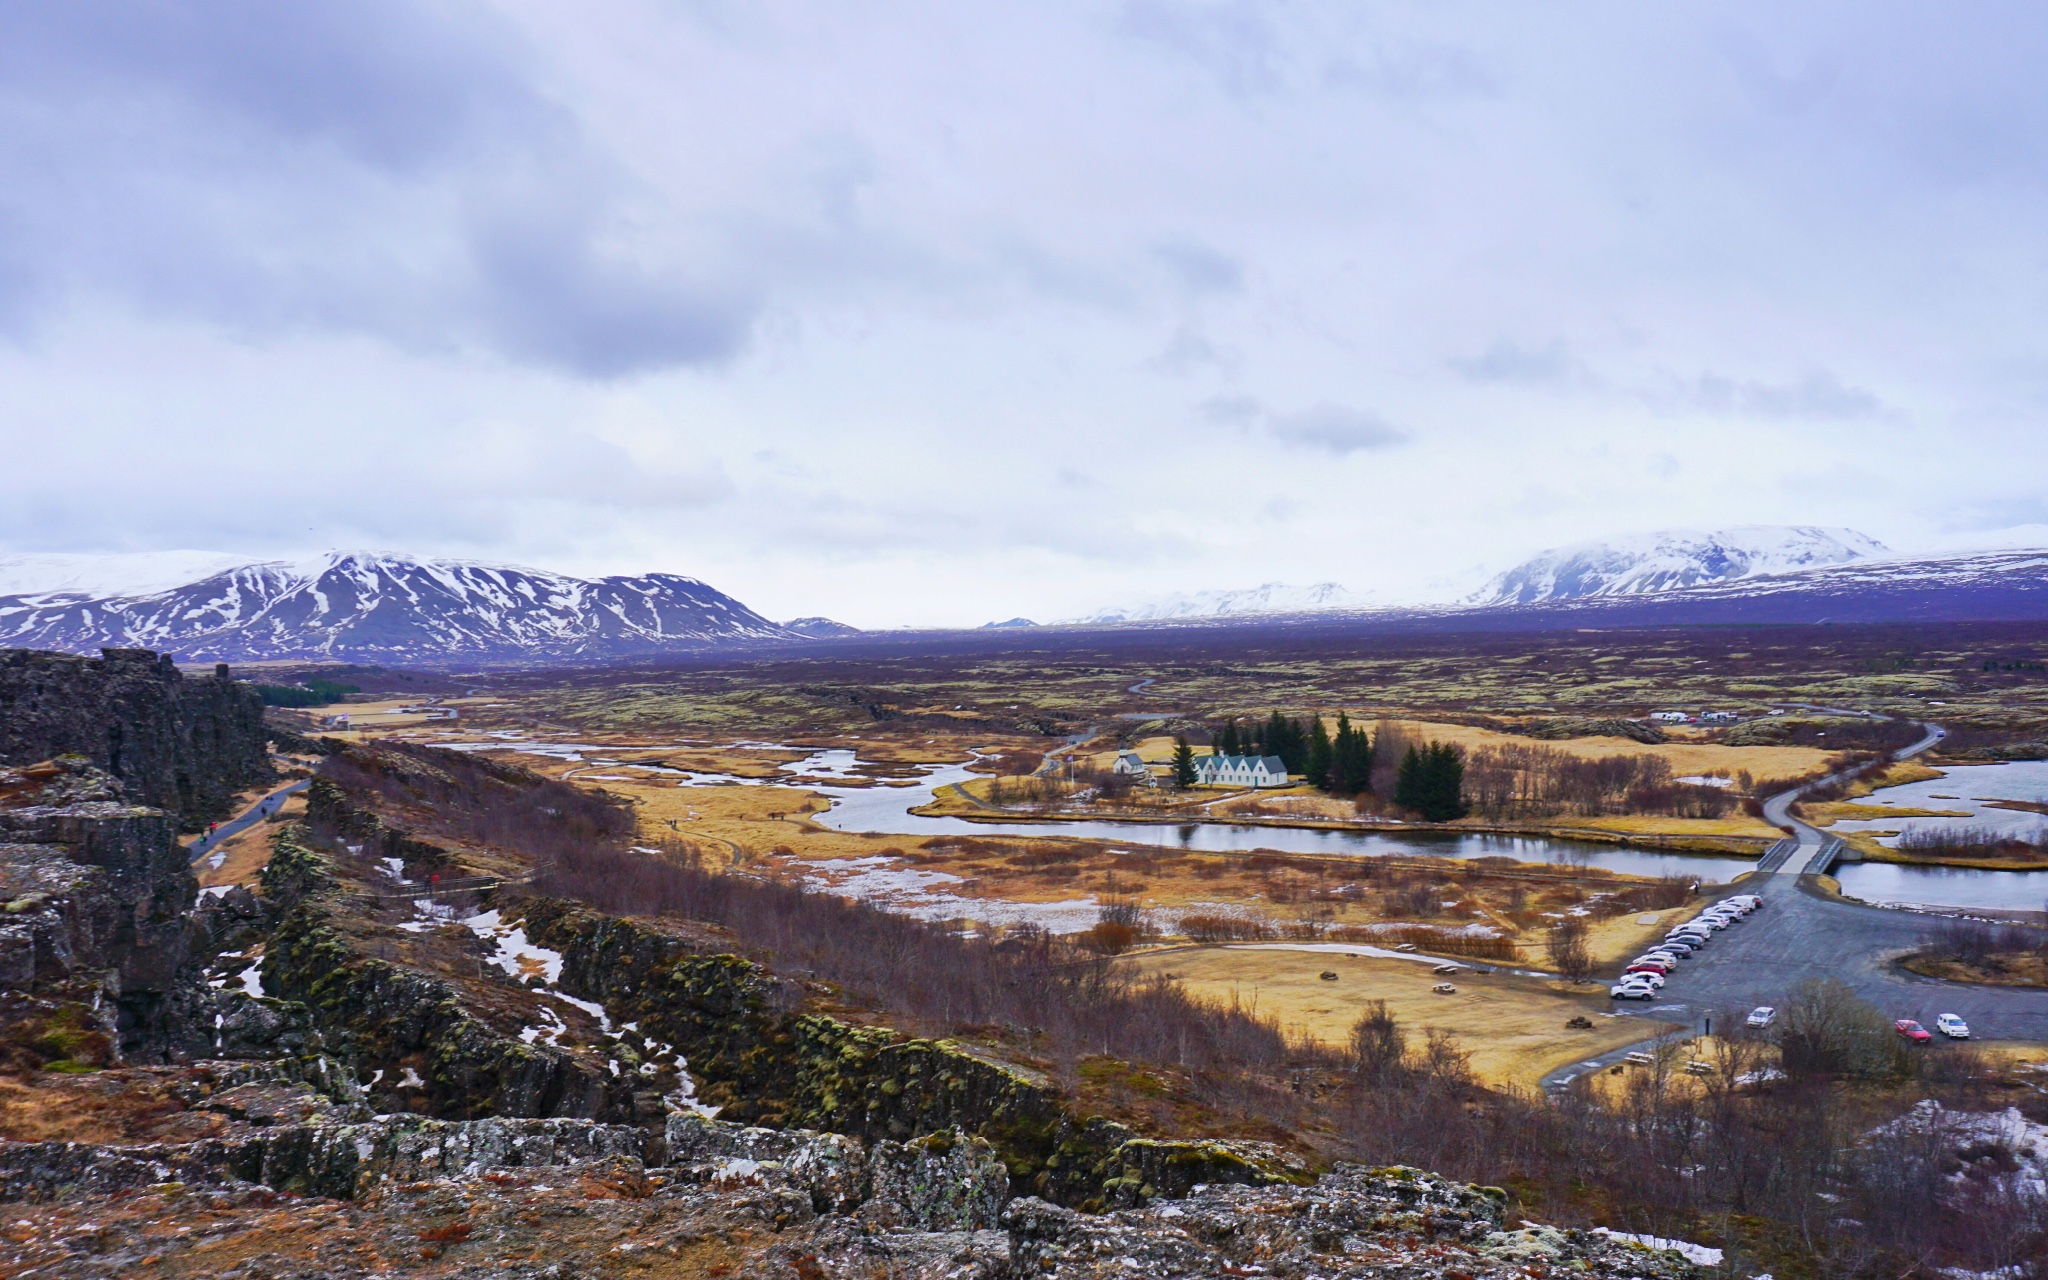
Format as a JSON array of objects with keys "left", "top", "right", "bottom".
[
  {"left": 0, "top": 550, "right": 253, "bottom": 599},
  {"left": 1473, "top": 526, "right": 1887, "bottom": 606},
  {"left": 0, "top": 552, "right": 797, "bottom": 665},
  {"left": 1064, "top": 582, "right": 1369, "bottom": 625},
  {"left": 1527, "top": 545, "right": 2048, "bottom": 626}
]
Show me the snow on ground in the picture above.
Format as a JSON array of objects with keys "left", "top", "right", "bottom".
[
  {"left": 1590, "top": 1229, "right": 1724, "bottom": 1267},
  {"left": 1226, "top": 942, "right": 1461, "bottom": 966},
  {"left": 1873, "top": 1100, "right": 2048, "bottom": 1196},
  {"left": 1676, "top": 775, "right": 1734, "bottom": 788},
  {"left": 462, "top": 909, "right": 564, "bottom": 984},
  {"left": 793, "top": 855, "right": 1104, "bottom": 933}
]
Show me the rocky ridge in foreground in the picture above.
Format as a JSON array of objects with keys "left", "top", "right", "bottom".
[{"left": 0, "top": 1065, "right": 1702, "bottom": 1279}]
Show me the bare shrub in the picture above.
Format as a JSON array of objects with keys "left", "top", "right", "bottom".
[{"left": 1545, "top": 917, "right": 1593, "bottom": 981}]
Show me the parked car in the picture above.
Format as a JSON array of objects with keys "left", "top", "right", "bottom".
[
  {"left": 1622, "top": 971, "right": 1665, "bottom": 989},
  {"left": 1731, "top": 894, "right": 1763, "bottom": 909},
  {"left": 1895, "top": 1019, "right": 1933, "bottom": 1044},
  {"left": 1611, "top": 984, "right": 1658, "bottom": 1000},
  {"left": 1626, "top": 961, "right": 1673, "bottom": 977},
  {"left": 1747, "top": 1006, "right": 1777, "bottom": 1028},
  {"left": 1935, "top": 1013, "right": 1970, "bottom": 1039}
]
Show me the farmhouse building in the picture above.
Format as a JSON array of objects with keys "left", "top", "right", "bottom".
[
  {"left": 1194, "top": 754, "right": 1289, "bottom": 788},
  {"left": 1112, "top": 751, "right": 1155, "bottom": 782}
]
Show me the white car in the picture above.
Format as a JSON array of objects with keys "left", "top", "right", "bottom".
[
  {"left": 1622, "top": 971, "right": 1665, "bottom": 989},
  {"left": 1611, "top": 983, "right": 1658, "bottom": 1000},
  {"left": 1747, "top": 1006, "right": 1777, "bottom": 1029},
  {"left": 1638, "top": 951, "right": 1682, "bottom": 966},
  {"left": 1935, "top": 1013, "right": 1970, "bottom": 1039},
  {"left": 1693, "top": 916, "right": 1731, "bottom": 931}
]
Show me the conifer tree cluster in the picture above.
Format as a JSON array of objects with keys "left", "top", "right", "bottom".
[
  {"left": 1394, "top": 743, "right": 1467, "bottom": 821},
  {"left": 1208, "top": 709, "right": 1466, "bottom": 817},
  {"left": 1213, "top": 711, "right": 1309, "bottom": 773}
]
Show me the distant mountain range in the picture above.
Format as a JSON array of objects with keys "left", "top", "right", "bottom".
[
  {"left": 0, "top": 552, "right": 797, "bottom": 665},
  {"left": 9, "top": 527, "right": 2048, "bottom": 670},
  {"left": 1060, "top": 582, "right": 1369, "bottom": 625},
  {"left": 1470, "top": 526, "right": 1888, "bottom": 605}
]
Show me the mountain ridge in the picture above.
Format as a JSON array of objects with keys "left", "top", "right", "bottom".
[
  {"left": 0, "top": 551, "right": 797, "bottom": 666},
  {"left": 1472, "top": 525, "right": 1888, "bottom": 606}
]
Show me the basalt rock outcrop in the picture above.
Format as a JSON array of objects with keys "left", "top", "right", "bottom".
[
  {"left": 257, "top": 824, "right": 631, "bottom": 1122},
  {"left": 0, "top": 1091, "right": 1706, "bottom": 1280},
  {"left": 0, "top": 647, "right": 270, "bottom": 829},
  {"left": 513, "top": 895, "right": 1308, "bottom": 1210}
]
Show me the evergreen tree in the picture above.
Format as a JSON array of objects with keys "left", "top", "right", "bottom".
[
  {"left": 1395, "top": 742, "right": 1467, "bottom": 820},
  {"left": 1305, "top": 715, "right": 1333, "bottom": 787},
  {"left": 1219, "top": 720, "right": 1241, "bottom": 757},
  {"left": 1395, "top": 745, "right": 1424, "bottom": 811},
  {"left": 1422, "top": 743, "right": 1467, "bottom": 821},
  {"left": 1172, "top": 735, "right": 1198, "bottom": 789},
  {"left": 1335, "top": 716, "right": 1374, "bottom": 795}
]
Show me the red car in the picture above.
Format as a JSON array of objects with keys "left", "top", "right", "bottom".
[{"left": 1895, "top": 1019, "right": 1933, "bottom": 1044}]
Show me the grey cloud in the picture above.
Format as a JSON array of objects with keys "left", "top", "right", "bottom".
[
  {"left": 1149, "top": 326, "right": 1234, "bottom": 374},
  {"left": 1688, "top": 370, "right": 1883, "bottom": 420},
  {"left": 1266, "top": 404, "right": 1409, "bottom": 455},
  {"left": 1322, "top": 41, "right": 1497, "bottom": 100},
  {"left": 1151, "top": 240, "right": 1244, "bottom": 295},
  {"left": 1197, "top": 393, "right": 1264, "bottom": 425},
  {"left": 0, "top": 1, "right": 756, "bottom": 376},
  {"left": 1118, "top": 0, "right": 1288, "bottom": 96},
  {"left": 1453, "top": 338, "right": 1573, "bottom": 384}
]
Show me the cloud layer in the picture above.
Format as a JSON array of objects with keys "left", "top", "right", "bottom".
[{"left": 3, "top": 2, "right": 2047, "bottom": 625}]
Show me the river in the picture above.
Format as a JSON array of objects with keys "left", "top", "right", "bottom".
[{"left": 454, "top": 739, "right": 2048, "bottom": 909}]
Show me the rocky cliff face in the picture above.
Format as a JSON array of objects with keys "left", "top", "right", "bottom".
[{"left": 0, "top": 647, "right": 270, "bottom": 828}]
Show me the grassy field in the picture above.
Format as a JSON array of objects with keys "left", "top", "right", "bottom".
[{"left": 1121, "top": 945, "right": 1665, "bottom": 1090}]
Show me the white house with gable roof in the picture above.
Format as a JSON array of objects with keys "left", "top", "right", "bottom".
[
  {"left": 1112, "top": 751, "right": 1156, "bottom": 784},
  {"left": 1194, "top": 754, "right": 1289, "bottom": 788}
]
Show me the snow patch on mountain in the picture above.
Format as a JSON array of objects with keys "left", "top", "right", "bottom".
[
  {"left": 0, "top": 550, "right": 254, "bottom": 600},
  {"left": 1065, "top": 582, "right": 1371, "bottom": 625},
  {"left": 1473, "top": 526, "right": 1888, "bottom": 605}
]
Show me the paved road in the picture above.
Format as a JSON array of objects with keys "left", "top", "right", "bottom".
[
  {"left": 1765, "top": 718, "right": 1945, "bottom": 876},
  {"left": 188, "top": 779, "right": 310, "bottom": 863},
  {"left": 1542, "top": 714, "right": 2044, "bottom": 1088}
]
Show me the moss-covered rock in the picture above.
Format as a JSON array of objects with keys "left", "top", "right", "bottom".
[{"left": 260, "top": 828, "right": 624, "bottom": 1121}]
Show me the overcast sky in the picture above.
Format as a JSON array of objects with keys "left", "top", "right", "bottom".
[{"left": 5, "top": 2, "right": 2048, "bottom": 627}]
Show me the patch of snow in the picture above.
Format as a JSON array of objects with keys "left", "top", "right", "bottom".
[
  {"left": 1591, "top": 1228, "right": 1724, "bottom": 1267},
  {"left": 0, "top": 549, "right": 253, "bottom": 598},
  {"left": 462, "top": 909, "right": 565, "bottom": 983},
  {"left": 199, "top": 885, "right": 233, "bottom": 899},
  {"left": 1676, "top": 775, "right": 1734, "bottom": 788},
  {"left": 397, "top": 1066, "right": 425, "bottom": 1088},
  {"left": 1227, "top": 942, "right": 1457, "bottom": 965}
]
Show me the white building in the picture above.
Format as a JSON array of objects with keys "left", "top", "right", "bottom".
[
  {"left": 1699, "top": 710, "right": 1741, "bottom": 724},
  {"left": 1112, "top": 751, "right": 1155, "bottom": 783},
  {"left": 1194, "top": 754, "right": 1290, "bottom": 788}
]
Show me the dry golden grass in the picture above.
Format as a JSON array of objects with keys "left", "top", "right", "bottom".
[
  {"left": 1122, "top": 945, "right": 1665, "bottom": 1090},
  {"left": 1376, "top": 718, "right": 1836, "bottom": 780}
]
